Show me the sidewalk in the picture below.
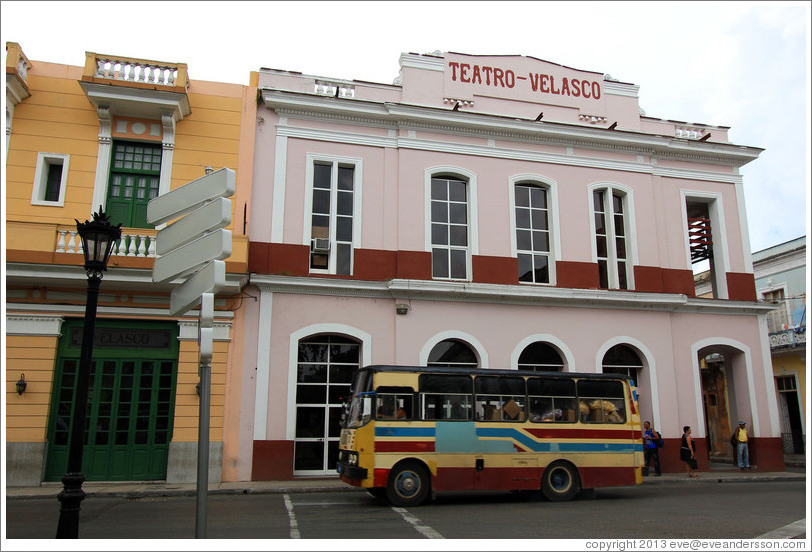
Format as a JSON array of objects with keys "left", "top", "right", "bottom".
[{"left": 5, "top": 468, "right": 806, "bottom": 500}]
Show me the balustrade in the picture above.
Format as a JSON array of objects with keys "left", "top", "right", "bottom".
[
  {"left": 84, "top": 52, "right": 188, "bottom": 89},
  {"left": 769, "top": 328, "right": 806, "bottom": 349},
  {"left": 56, "top": 229, "right": 157, "bottom": 258}
]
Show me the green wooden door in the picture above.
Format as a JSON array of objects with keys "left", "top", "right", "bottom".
[
  {"left": 45, "top": 320, "right": 179, "bottom": 481},
  {"left": 106, "top": 141, "right": 162, "bottom": 229}
]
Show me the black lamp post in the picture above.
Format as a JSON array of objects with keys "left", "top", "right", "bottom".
[{"left": 56, "top": 207, "right": 121, "bottom": 539}]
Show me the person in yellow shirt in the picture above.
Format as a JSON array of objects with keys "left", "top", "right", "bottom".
[{"left": 732, "top": 420, "right": 751, "bottom": 470}]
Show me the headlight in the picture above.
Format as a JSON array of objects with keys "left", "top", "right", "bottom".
[{"left": 348, "top": 453, "right": 358, "bottom": 465}]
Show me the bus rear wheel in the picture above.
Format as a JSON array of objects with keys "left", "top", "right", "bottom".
[
  {"left": 541, "top": 461, "right": 580, "bottom": 502},
  {"left": 386, "top": 461, "right": 430, "bottom": 507}
]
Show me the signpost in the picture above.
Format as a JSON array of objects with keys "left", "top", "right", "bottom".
[{"left": 147, "top": 167, "right": 235, "bottom": 539}]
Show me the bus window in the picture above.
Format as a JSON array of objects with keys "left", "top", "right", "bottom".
[
  {"left": 419, "top": 374, "right": 473, "bottom": 421},
  {"left": 577, "top": 380, "right": 626, "bottom": 423},
  {"left": 527, "top": 377, "right": 576, "bottom": 422},
  {"left": 376, "top": 387, "right": 414, "bottom": 420},
  {"left": 474, "top": 376, "right": 526, "bottom": 421}
]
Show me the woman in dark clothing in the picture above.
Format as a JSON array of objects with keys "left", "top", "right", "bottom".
[{"left": 680, "top": 425, "right": 698, "bottom": 478}]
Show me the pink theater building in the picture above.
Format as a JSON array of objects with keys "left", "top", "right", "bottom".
[{"left": 235, "top": 52, "right": 780, "bottom": 481}]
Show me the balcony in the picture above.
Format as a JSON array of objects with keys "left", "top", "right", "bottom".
[
  {"left": 769, "top": 327, "right": 806, "bottom": 351},
  {"left": 6, "top": 41, "right": 32, "bottom": 105},
  {"left": 79, "top": 52, "right": 191, "bottom": 120}
]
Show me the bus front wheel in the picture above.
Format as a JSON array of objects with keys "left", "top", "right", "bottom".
[
  {"left": 386, "top": 461, "right": 430, "bottom": 507},
  {"left": 541, "top": 461, "right": 580, "bottom": 502}
]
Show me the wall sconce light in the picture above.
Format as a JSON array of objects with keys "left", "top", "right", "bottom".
[
  {"left": 16, "top": 374, "right": 27, "bottom": 395},
  {"left": 396, "top": 303, "right": 409, "bottom": 315}
]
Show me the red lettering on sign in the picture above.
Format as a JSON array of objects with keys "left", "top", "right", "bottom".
[
  {"left": 472, "top": 65, "right": 482, "bottom": 84},
  {"left": 483, "top": 66, "right": 493, "bottom": 85},
  {"left": 571, "top": 79, "right": 581, "bottom": 97},
  {"left": 460, "top": 63, "right": 471, "bottom": 83},
  {"left": 592, "top": 82, "right": 601, "bottom": 99},
  {"left": 560, "top": 77, "right": 570, "bottom": 96},
  {"left": 540, "top": 74, "right": 550, "bottom": 93},
  {"left": 505, "top": 70, "right": 515, "bottom": 88},
  {"left": 583, "top": 82, "right": 591, "bottom": 99},
  {"left": 550, "top": 76, "right": 560, "bottom": 95},
  {"left": 529, "top": 73, "right": 539, "bottom": 91},
  {"left": 494, "top": 67, "right": 504, "bottom": 87},
  {"left": 449, "top": 62, "right": 460, "bottom": 81}
]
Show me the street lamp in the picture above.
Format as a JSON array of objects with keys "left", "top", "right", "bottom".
[{"left": 56, "top": 207, "right": 121, "bottom": 539}]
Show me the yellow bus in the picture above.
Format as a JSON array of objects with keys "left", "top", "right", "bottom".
[{"left": 337, "top": 365, "right": 643, "bottom": 506}]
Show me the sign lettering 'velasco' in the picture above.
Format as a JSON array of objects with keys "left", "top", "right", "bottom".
[{"left": 443, "top": 53, "right": 607, "bottom": 113}]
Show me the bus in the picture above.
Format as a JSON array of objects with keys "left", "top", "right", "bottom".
[{"left": 337, "top": 365, "right": 643, "bottom": 506}]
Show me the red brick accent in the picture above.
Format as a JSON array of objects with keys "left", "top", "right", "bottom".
[
  {"left": 252, "top": 440, "right": 295, "bottom": 480},
  {"left": 726, "top": 272, "right": 757, "bottom": 301},
  {"left": 749, "top": 437, "right": 786, "bottom": 471},
  {"left": 634, "top": 266, "right": 696, "bottom": 296},
  {"left": 396, "top": 250, "right": 432, "bottom": 280},
  {"left": 248, "top": 242, "right": 309, "bottom": 276},
  {"left": 354, "top": 249, "right": 397, "bottom": 281},
  {"left": 556, "top": 261, "right": 600, "bottom": 289},
  {"left": 472, "top": 255, "right": 518, "bottom": 285}
]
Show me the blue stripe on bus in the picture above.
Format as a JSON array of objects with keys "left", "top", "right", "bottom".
[
  {"left": 476, "top": 427, "right": 641, "bottom": 453},
  {"left": 375, "top": 427, "right": 435, "bottom": 437}
]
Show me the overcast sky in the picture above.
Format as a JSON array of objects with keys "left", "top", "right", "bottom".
[{"left": 2, "top": 1, "right": 809, "bottom": 255}]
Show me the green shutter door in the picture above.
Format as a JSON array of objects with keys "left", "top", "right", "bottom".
[
  {"left": 44, "top": 320, "right": 178, "bottom": 482},
  {"left": 106, "top": 142, "right": 162, "bottom": 229}
]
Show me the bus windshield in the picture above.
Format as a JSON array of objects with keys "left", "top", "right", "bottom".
[{"left": 345, "top": 391, "right": 374, "bottom": 429}]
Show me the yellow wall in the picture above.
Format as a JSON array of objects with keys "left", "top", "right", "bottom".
[
  {"left": 172, "top": 339, "right": 229, "bottom": 443},
  {"left": 5, "top": 335, "right": 59, "bottom": 442},
  {"left": 772, "top": 350, "right": 807, "bottom": 422}
]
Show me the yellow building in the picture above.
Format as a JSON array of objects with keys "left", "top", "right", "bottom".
[{"left": 5, "top": 42, "right": 256, "bottom": 485}]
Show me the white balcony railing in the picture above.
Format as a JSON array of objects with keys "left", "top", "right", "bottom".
[
  {"left": 769, "top": 328, "right": 806, "bottom": 350},
  {"left": 56, "top": 229, "right": 157, "bottom": 258},
  {"left": 93, "top": 57, "right": 178, "bottom": 87}
]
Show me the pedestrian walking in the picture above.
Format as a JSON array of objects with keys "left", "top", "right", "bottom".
[{"left": 680, "top": 425, "right": 698, "bottom": 478}]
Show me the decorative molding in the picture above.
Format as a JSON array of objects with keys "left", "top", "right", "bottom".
[
  {"left": 250, "top": 274, "right": 775, "bottom": 316},
  {"left": 98, "top": 106, "right": 112, "bottom": 144},
  {"left": 5, "top": 314, "right": 64, "bottom": 336}
]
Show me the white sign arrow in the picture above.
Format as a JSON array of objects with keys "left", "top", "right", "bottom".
[
  {"left": 169, "top": 260, "right": 227, "bottom": 316},
  {"left": 156, "top": 197, "right": 232, "bottom": 256},
  {"left": 146, "top": 168, "right": 235, "bottom": 226},
  {"left": 152, "top": 229, "right": 232, "bottom": 284}
]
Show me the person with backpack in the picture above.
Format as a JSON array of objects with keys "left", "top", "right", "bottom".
[{"left": 642, "top": 420, "right": 662, "bottom": 476}]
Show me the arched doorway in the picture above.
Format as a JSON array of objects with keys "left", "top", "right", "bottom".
[{"left": 699, "top": 352, "right": 734, "bottom": 460}]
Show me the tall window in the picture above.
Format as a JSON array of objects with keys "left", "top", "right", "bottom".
[
  {"left": 427, "top": 339, "right": 478, "bottom": 368},
  {"left": 431, "top": 176, "right": 469, "bottom": 280},
  {"left": 515, "top": 183, "right": 551, "bottom": 284},
  {"left": 295, "top": 335, "right": 359, "bottom": 474},
  {"left": 309, "top": 161, "right": 355, "bottom": 275},
  {"left": 593, "top": 188, "right": 631, "bottom": 289},
  {"left": 518, "top": 342, "right": 564, "bottom": 371},
  {"left": 106, "top": 141, "right": 161, "bottom": 228}
]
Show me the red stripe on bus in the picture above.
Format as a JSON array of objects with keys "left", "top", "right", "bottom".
[
  {"left": 376, "top": 441, "right": 436, "bottom": 453},
  {"left": 524, "top": 427, "right": 639, "bottom": 440}
]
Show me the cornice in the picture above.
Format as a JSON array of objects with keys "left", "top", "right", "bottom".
[
  {"left": 5, "top": 262, "right": 248, "bottom": 294},
  {"left": 250, "top": 274, "right": 773, "bottom": 316},
  {"left": 260, "top": 89, "right": 761, "bottom": 168},
  {"left": 277, "top": 123, "right": 744, "bottom": 184}
]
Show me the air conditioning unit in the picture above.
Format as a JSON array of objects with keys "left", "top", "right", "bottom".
[{"left": 311, "top": 238, "right": 331, "bottom": 252}]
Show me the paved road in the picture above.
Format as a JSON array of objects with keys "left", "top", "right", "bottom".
[{"left": 4, "top": 480, "right": 806, "bottom": 540}]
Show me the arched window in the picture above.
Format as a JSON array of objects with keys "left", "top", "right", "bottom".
[
  {"left": 601, "top": 344, "right": 643, "bottom": 385},
  {"left": 515, "top": 182, "right": 551, "bottom": 284},
  {"left": 294, "top": 334, "right": 360, "bottom": 475},
  {"left": 430, "top": 175, "right": 469, "bottom": 280},
  {"left": 518, "top": 341, "right": 564, "bottom": 371},
  {"left": 427, "top": 339, "right": 478, "bottom": 368}
]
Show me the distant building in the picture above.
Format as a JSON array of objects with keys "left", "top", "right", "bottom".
[{"left": 753, "top": 237, "right": 806, "bottom": 456}]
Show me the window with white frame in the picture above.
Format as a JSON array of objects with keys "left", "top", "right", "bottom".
[
  {"left": 31, "top": 153, "right": 69, "bottom": 206},
  {"left": 307, "top": 158, "right": 358, "bottom": 275},
  {"left": 431, "top": 175, "right": 469, "bottom": 280},
  {"left": 592, "top": 188, "right": 631, "bottom": 289},
  {"left": 515, "top": 182, "right": 552, "bottom": 284}
]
